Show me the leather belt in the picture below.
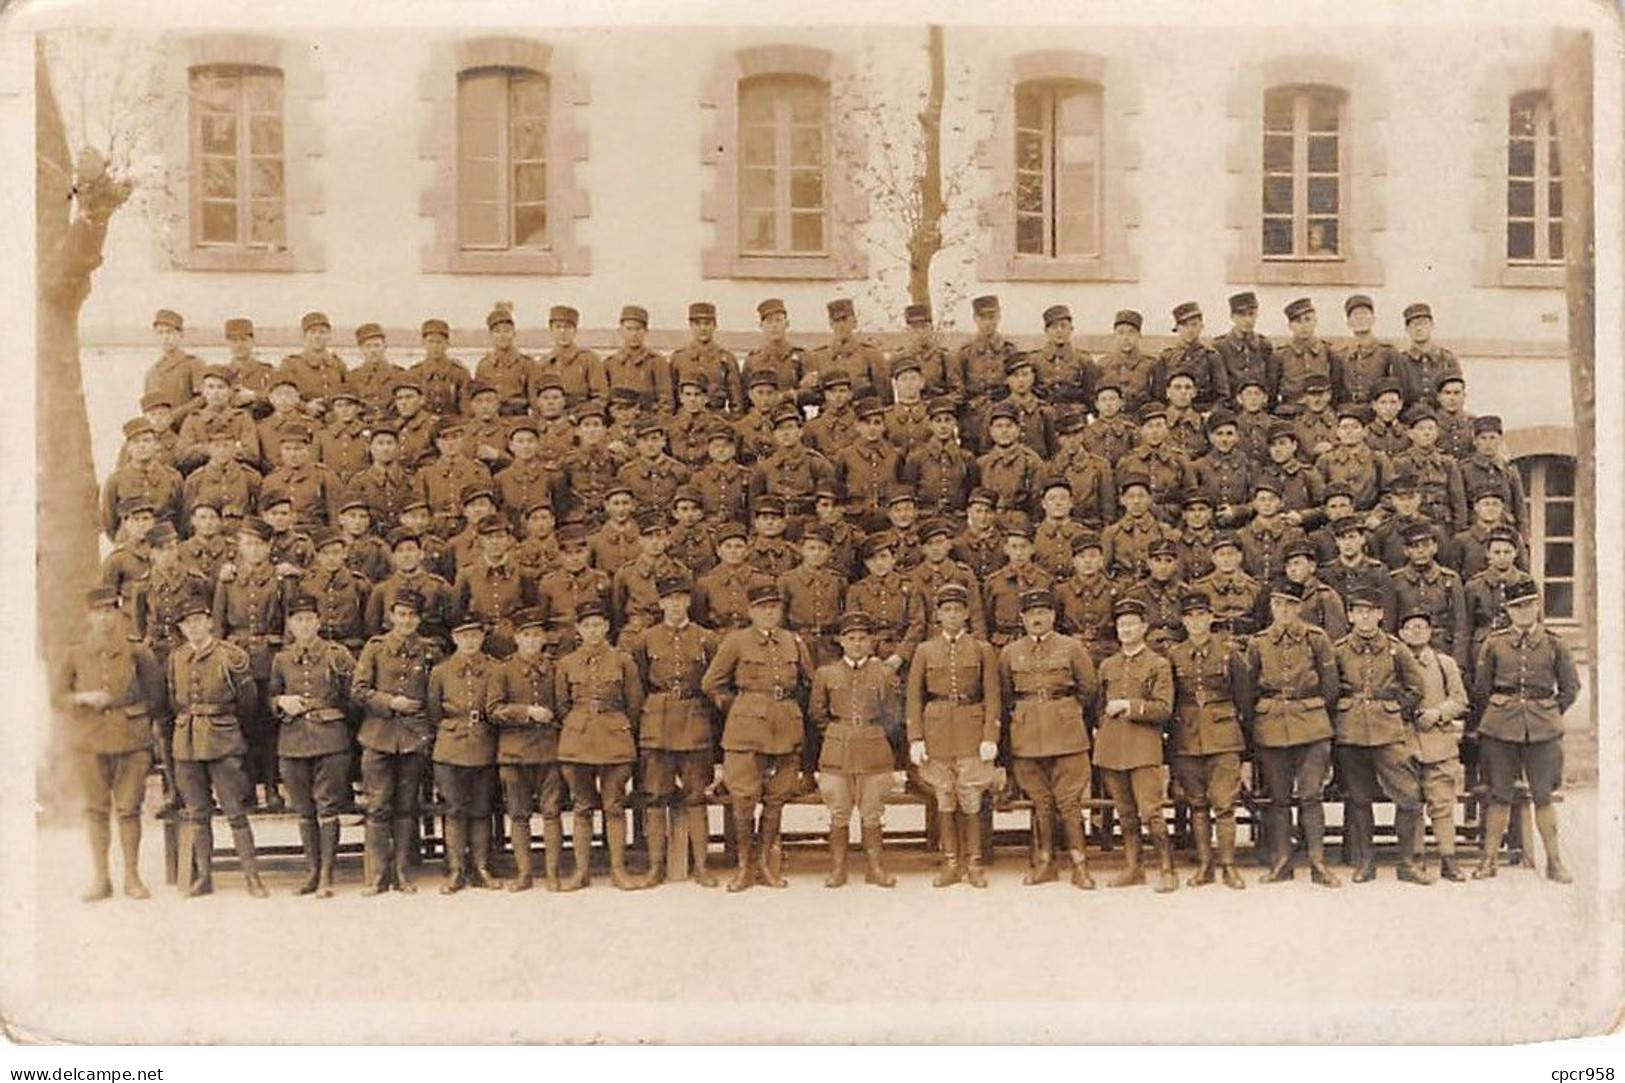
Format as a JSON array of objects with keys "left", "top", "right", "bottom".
[
  {"left": 741, "top": 688, "right": 796, "bottom": 701},
  {"left": 929, "top": 694, "right": 983, "bottom": 706},
  {"left": 1017, "top": 690, "right": 1072, "bottom": 702},
  {"left": 182, "top": 704, "right": 233, "bottom": 716},
  {"left": 303, "top": 708, "right": 347, "bottom": 722},
  {"left": 1259, "top": 696, "right": 1324, "bottom": 708},
  {"left": 1493, "top": 686, "right": 1554, "bottom": 698}
]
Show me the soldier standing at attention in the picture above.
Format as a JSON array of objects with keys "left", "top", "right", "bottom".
[
  {"left": 810, "top": 611, "right": 905, "bottom": 888},
  {"left": 169, "top": 598, "right": 266, "bottom": 898},
  {"left": 807, "top": 298, "right": 891, "bottom": 405},
  {"left": 347, "top": 323, "right": 404, "bottom": 417},
  {"left": 535, "top": 305, "right": 607, "bottom": 409},
  {"left": 1032, "top": 304, "right": 1097, "bottom": 409},
  {"left": 223, "top": 317, "right": 275, "bottom": 418},
  {"left": 1213, "top": 292, "right": 1279, "bottom": 410},
  {"left": 1471, "top": 580, "right": 1580, "bottom": 883},
  {"left": 1240, "top": 579, "right": 1342, "bottom": 886},
  {"left": 100, "top": 419, "right": 184, "bottom": 542},
  {"left": 700, "top": 583, "right": 816, "bottom": 891},
  {"left": 883, "top": 360, "right": 934, "bottom": 456},
  {"left": 268, "top": 593, "right": 357, "bottom": 897},
  {"left": 1389, "top": 522, "right": 1470, "bottom": 676},
  {"left": 604, "top": 305, "right": 670, "bottom": 415},
  {"left": 1094, "top": 598, "right": 1178, "bottom": 892},
  {"left": 1155, "top": 302, "right": 1230, "bottom": 411},
  {"left": 473, "top": 307, "right": 534, "bottom": 417},
  {"left": 409, "top": 318, "right": 470, "bottom": 418},
  {"left": 743, "top": 299, "right": 808, "bottom": 407},
  {"left": 669, "top": 302, "right": 740, "bottom": 413},
  {"left": 953, "top": 295, "right": 1020, "bottom": 445},
  {"left": 144, "top": 308, "right": 206, "bottom": 427},
  {"left": 1082, "top": 384, "right": 1138, "bottom": 467},
  {"left": 276, "top": 312, "right": 350, "bottom": 419},
  {"left": 1094, "top": 311, "right": 1160, "bottom": 416},
  {"left": 1333, "top": 294, "right": 1398, "bottom": 405},
  {"left": 56, "top": 588, "right": 168, "bottom": 901},
  {"left": 488, "top": 609, "right": 562, "bottom": 891},
  {"left": 351, "top": 590, "right": 438, "bottom": 895},
  {"left": 892, "top": 303, "right": 954, "bottom": 399},
  {"left": 213, "top": 516, "right": 287, "bottom": 812},
  {"left": 1394, "top": 303, "right": 1463, "bottom": 408},
  {"left": 999, "top": 588, "right": 1098, "bottom": 889},
  {"left": 554, "top": 600, "right": 646, "bottom": 891},
  {"left": 426, "top": 619, "right": 501, "bottom": 893}
]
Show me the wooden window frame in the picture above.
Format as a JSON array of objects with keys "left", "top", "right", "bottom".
[
  {"left": 188, "top": 65, "right": 286, "bottom": 252},
  {"left": 1013, "top": 80, "right": 1103, "bottom": 261},
  {"left": 1260, "top": 85, "right": 1346, "bottom": 263},
  {"left": 736, "top": 75, "right": 828, "bottom": 259},
  {"left": 456, "top": 67, "right": 550, "bottom": 253},
  {"left": 1506, "top": 91, "right": 1564, "bottom": 268},
  {"left": 1518, "top": 455, "right": 1580, "bottom": 625}
]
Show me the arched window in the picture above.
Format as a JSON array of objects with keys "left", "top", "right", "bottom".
[
  {"left": 1516, "top": 454, "right": 1578, "bottom": 621},
  {"left": 189, "top": 64, "right": 286, "bottom": 250},
  {"left": 1507, "top": 90, "right": 1564, "bottom": 265},
  {"left": 1261, "top": 84, "right": 1345, "bottom": 260},
  {"left": 1013, "top": 80, "right": 1102, "bottom": 260},
  {"left": 737, "top": 74, "right": 828, "bottom": 256},
  {"left": 457, "top": 66, "right": 550, "bottom": 251}
]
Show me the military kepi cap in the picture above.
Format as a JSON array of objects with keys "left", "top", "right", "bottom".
[
  {"left": 757, "top": 298, "right": 787, "bottom": 320},
  {"left": 1284, "top": 297, "right": 1315, "bottom": 321},
  {"left": 1503, "top": 579, "right": 1540, "bottom": 606},
  {"left": 747, "top": 583, "right": 783, "bottom": 607},
  {"left": 300, "top": 311, "right": 331, "bottom": 332},
  {"left": 152, "top": 309, "right": 184, "bottom": 331},
  {"left": 1018, "top": 588, "right": 1055, "bottom": 612},
  {"left": 1403, "top": 302, "right": 1433, "bottom": 324}
]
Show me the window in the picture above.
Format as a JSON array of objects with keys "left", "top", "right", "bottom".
[
  {"left": 738, "top": 75, "right": 827, "bottom": 257},
  {"left": 457, "top": 68, "right": 549, "bottom": 251},
  {"left": 1014, "top": 82, "right": 1102, "bottom": 259},
  {"left": 1517, "top": 455, "right": 1578, "bottom": 620},
  {"left": 189, "top": 66, "right": 285, "bottom": 250},
  {"left": 1261, "top": 85, "right": 1343, "bottom": 260},
  {"left": 1507, "top": 91, "right": 1564, "bottom": 265}
]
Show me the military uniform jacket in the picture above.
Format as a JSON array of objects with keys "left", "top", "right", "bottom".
[
  {"left": 1101, "top": 511, "right": 1179, "bottom": 580},
  {"left": 169, "top": 638, "right": 255, "bottom": 762},
  {"left": 145, "top": 350, "right": 206, "bottom": 420},
  {"left": 1294, "top": 405, "right": 1341, "bottom": 460},
  {"left": 1032, "top": 343, "right": 1097, "bottom": 407},
  {"left": 1033, "top": 517, "right": 1089, "bottom": 580},
  {"left": 409, "top": 357, "right": 471, "bottom": 417},
  {"left": 748, "top": 535, "right": 800, "bottom": 578},
  {"left": 1240, "top": 623, "right": 1339, "bottom": 748},
  {"left": 55, "top": 635, "right": 168, "bottom": 756},
  {"left": 1118, "top": 443, "right": 1195, "bottom": 510},
  {"left": 258, "top": 411, "right": 310, "bottom": 472},
  {"left": 1390, "top": 448, "right": 1468, "bottom": 532},
  {"left": 348, "top": 359, "right": 406, "bottom": 414},
  {"left": 176, "top": 405, "right": 261, "bottom": 472},
  {"left": 1472, "top": 624, "right": 1580, "bottom": 744},
  {"left": 136, "top": 565, "right": 213, "bottom": 656},
  {"left": 351, "top": 631, "right": 439, "bottom": 755},
  {"left": 619, "top": 453, "right": 691, "bottom": 511},
  {"left": 1166, "top": 636, "right": 1248, "bottom": 757},
  {"left": 834, "top": 439, "right": 903, "bottom": 510},
  {"left": 892, "top": 344, "right": 954, "bottom": 398},
  {"left": 1364, "top": 416, "right": 1411, "bottom": 460},
  {"left": 1275, "top": 337, "right": 1340, "bottom": 412},
  {"left": 99, "top": 460, "right": 183, "bottom": 539},
  {"left": 731, "top": 409, "right": 778, "bottom": 465},
  {"left": 1331, "top": 631, "right": 1424, "bottom": 747},
  {"left": 1390, "top": 562, "right": 1470, "bottom": 670},
  {"left": 315, "top": 418, "right": 369, "bottom": 482},
  {"left": 1458, "top": 454, "right": 1529, "bottom": 533},
  {"left": 804, "top": 404, "right": 858, "bottom": 459},
  {"left": 1095, "top": 348, "right": 1160, "bottom": 412},
  {"left": 268, "top": 638, "right": 356, "bottom": 758},
  {"left": 183, "top": 460, "right": 262, "bottom": 521},
  {"left": 1194, "top": 448, "right": 1254, "bottom": 512},
  {"left": 1258, "top": 458, "right": 1327, "bottom": 515},
  {"left": 903, "top": 438, "right": 978, "bottom": 516},
  {"left": 1164, "top": 405, "right": 1210, "bottom": 462},
  {"left": 534, "top": 566, "right": 612, "bottom": 646},
  {"left": 910, "top": 558, "right": 987, "bottom": 638},
  {"left": 553, "top": 643, "right": 643, "bottom": 764},
  {"left": 883, "top": 400, "right": 932, "bottom": 455},
  {"left": 812, "top": 656, "right": 903, "bottom": 773},
  {"left": 693, "top": 460, "right": 751, "bottom": 524},
  {"left": 693, "top": 562, "right": 767, "bottom": 631},
  {"left": 298, "top": 565, "right": 371, "bottom": 646},
  {"left": 1176, "top": 527, "right": 1219, "bottom": 583},
  {"left": 1080, "top": 414, "right": 1138, "bottom": 466},
  {"left": 213, "top": 561, "right": 285, "bottom": 678},
  {"left": 847, "top": 571, "right": 925, "bottom": 661},
  {"left": 807, "top": 337, "right": 891, "bottom": 403},
  {"left": 669, "top": 409, "right": 725, "bottom": 467},
  {"left": 983, "top": 561, "right": 1055, "bottom": 641},
  {"left": 1408, "top": 645, "right": 1468, "bottom": 764},
  {"left": 1373, "top": 513, "right": 1450, "bottom": 571},
  {"left": 535, "top": 346, "right": 607, "bottom": 408},
  {"left": 906, "top": 631, "right": 1000, "bottom": 757},
  {"left": 1155, "top": 340, "right": 1231, "bottom": 409},
  {"left": 1332, "top": 337, "right": 1398, "bottom": 403},
  {"left": 419, "top": 455, "right": 494, "bottom": 524},
  {"left": 488, "top": 652, "right": 559, "bottom": 764},
  {"left": 1093, "top": 646, "right": 1176, "bottom": 770},
  {"left": 780, "top": 565, "right": 847, "bottom": 636},
  {"left": 276, "top": 350, "right": 350, "bottom": 404},
  {"left": 1056, "top": 573, "right": 1119, "bottom": 653},
  {"left": 998, "top": 633, "right": 1097, "bottom": 758},
  {"left": 1192, "top": 569, "right": 1264, "bottom": 635},
  {"left": 1293, "top": 578, "right": 1350, "bottom": 641},
  {"left": 954, "top": 335, "right": 1020, "bottom": 400},
  {"left": 976, "top": 442, "right": 1044, "bottom": 516},
  {"left": 751, "top": 447, "right": 836, "bottom": 512},
  {"left": 427, "top": 651, "right": 499, "bottom": 766},
  {"left": 742, "top": 343, "right": 805, "bottom": 403},
  {"left": 180, "top": 533, "right": 234, "bottom": 583},
  {"left": 1395, "top": 345, "right": 1462, "bottom": 407},
  {"left": 1451, "top": 523, "right": 1529, "bottom": 583},
  {"left": 613, "top": 554, "right": 689, "bottom": 631},
  {"left": 101, "top": 545, "right": 150, "bottom": 617},
  {"left": 1213, "top": 329, "right": 1279, "bottom": 407},
  {"left": 1319, "top": 555, "right": 1393, "bottom": 614},
  {"left": 495, "top": 457, "right": 558, "bottom": 522},
  {"left": 701, "top": 627, "right": 813, "bottom": 755},
  {"left": 1465, "top": 568, "right": 1536, "bottom": 646},
  {"left": 1126, "top": 576, "right": 1187, "bottom": 649},
  {"left": 632, "top": 621, "right": 718, "bottom": 751},
  {"left": 669, "top": 344, "right": 741, "bottom": 412},
  {"left": 559, "top": 444, "right": 626, "bottom": 517},
  {"left": 953, "top": 526, "right": 1007, "bottom": 582},
  {"left": 1055, "top": 448, "right": 1116, "bottom": 527},
  {"left": 989, "top": 392, "right": 1057, "bottom": 460},
  {"left": 454, "top": 558, "right": 535, "bottom": 634},
  {"left": 396, "top": 409, "right": 440, "bottom": 468},
  {"left": 1236, "top": 516, "right": 1305, "bottom": 587},
  {"left": 365, "top": 570, "right": 457, "bottom": 642},
  {"left": 474, "top": 348, "right": 536, "bottom": 412},
  {"left": 349, "top": 462, "right": 419, "bottom": 534},
  {"left": 1436, "top": 409, "right": 1475, "bottom": 461},
  {"left": 343, "top": 534, "right": 393, "bottom": 585},
  {"left": 588, "top": 519, "right": 642, "bottom": 573}
]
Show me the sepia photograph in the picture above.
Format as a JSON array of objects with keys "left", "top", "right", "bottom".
[{"left": 0, "top": 0, "right": 1620, "bottom": 1062}]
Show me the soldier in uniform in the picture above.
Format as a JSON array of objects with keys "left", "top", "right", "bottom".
[
  {"left": 101, "top": 501, "right": 155, "bottom": 615},
  {"left": 1031, "top": 304, "right": 1097, "bottom": 409},
  {"left": 553, "top": 600, "right": 646, "bottom": 891},
  {"left": 473, "top": 307, "right": 534, "bottom": 417},
  {"left": 1364, "top": 381, "right": 1412, "bottom": 459},
  {"left": 144, "top": 308, "right": 206, "bottom": 427},
  {"left": 276, "top": 312, "right": 351, "bottom": 417},
  {"left": 620, "top": 419, "right": 692, "bottom": 511},
  {"left": 1095, "top": 310, "right": 1160, "bottom": 414},
  {"left": 992, "top": 353, "right": 1057, "bottom": 459},
  {"left": 803, "top": 372, "right": 857, "bottom": 458},
  {"left": 269, "top": 593, "right": 357, "bottom": 897},
  {"left": 1166, "top": 593, "right": 1250, "bottom": 889},
  {"left": 223, "top": 317, "right": 275, "bottom": 418},
  {"left": 1117, "top": 403, "right": 1198, "bottom": 520},
  {"left": 535, "top": 306, "right": 608, "bottom": 409},
  {"left": 1231, "top": 379, "right": 1275, "bottom": 463},
  {"left": 100, "top": 418, "right": 184, "bottom": 541},
  {"left": 1333, "top": 294, "right": 1399, "bottom": 404},
  {"left": 175, "top": 366, "right": 261, "bottom": 474},
  {"left": 1331, "top": 588, "right": 1431, "bottom": 884},
  {"left": 910, "top": 519, "right": 986, "bottom": 638},
  {"left": 733, "top": 372, "right": 783, "bottom": 465},
  {"left": 1391, "top": 407, "right": 1469, "bottom": 534},
  {"left": 1394, "top": 303, "right": 1463, "bottom": 407},
  {"left": 1155, "top": 301, "right": 1230, "bottom": 410},
  {"left": 1051, "top": 412, "right": 1115, "bottom": 528},
  {"left": 953, "top": 295, "right": 1021, "bottom": 444},
  {"left": 1191, "top": 531, "right": 1265, "bottom": 637},
  {"left": 693, "top": 522, "right": 764, "bottom": 631},
  {"left": 315, "top": 390, "right": 370, "bottom": 483},
  {"left": 453, "top": 517, "right": 534, "bottom": 658},
  {"left": 1080, "top": 382, "right": 1139, "bottom": 466},
  {"left": 977, "top": 401, "right": 1045, "bottom": 519},
  {"left": 906, "top": 583, "right": 1001, "bottom": 888},
  {"left": 365, "top": 527, "right": 457, "bottom": 647},
  {"left": 1319, "top": 516, "right": 1393, "bottom": 616},
  {"left": 348, "top": 324, "right": 404, "bottom": 417},
  {"left": 999, "top": 588, "right": 1099, "bottom": 888},
  {"left": 1101, "top": 473, "right": 1179, "bottom": 581},
  {"left": 534, "top": 525, "right": 612, "bottom": 657},
  {"left": 1451, "top": 490, "right": 1529, "bottom": 582},
  {"left": 391, "top": 381, "right": 440, "bottom": 469},
  {"left": 1213, "top": 292, "right": 1279, "bottom": 409},
  {"left": 668, "top": 376, "right": 724, "bottom": 468},
  {"left": 847, "top": 531, "right": 926, "bottom": 666},
  {"left": 179, "top": 503, "right": 234, "bottom": 583},
  {"left": 1390, "top": 522, "right": 1470, "bottom": 674},
  {"left": 1162, "top": 374, "right": 1210, "bottom": 462},
  {"left": 168, "top": 598, "right": 266, "bottom": 898},
  {"left": 299, "top": 529, "right": 371, "bottom": 651},
  {"left": 1192, "top": 409, "right": 1254, "bottom": 524},
  {"left": 1397, "top": 609, "right": 1471, "bottom": 881},
  {"left": 904, "top": 397, "right": 979, "bottom": 521},
  {"left": 1465, "top": 526, "right": 1536, "bottom": 658},
  {"left": 1280, "top": 540, "right": 1349, "bottom": 640},
  {"left": 588, "top": 484, "right": 642, "bottom": 573},
  {"left": 409, "top": 318, "right": 470, "bottom": 418},
  {"left": 884, "top": 360, "right": 935, "bottom": 455},
  {"left": 810, "top": 611, "right": 905, "bottom": 887},
  {"left": 605, "top": 305, "right": 671, "bottom": 414},
  {"left": 1434, "top": 375, "right": 1476, "bottom": 461},
  {"left": 892, "top": 303, "right": 954, "bottom": 398},
  {"left": 751, "top": 405, "right": 835, "bottom": 522},
  {"left": 834, "top": 398, "right": 904, "bottom": 526},
  {"left": 558, "top": 401, "right": 626, "bottom": 524},
  {"left": 700, "top": 583, "right": 816, "bottom": 891},
  {"left": 631, "top": 578, "right": 720, "bottom": 887},
  {"left": 494, "top": 418, "right": 559, "bottom": 530},
  {"left": 1275, "top": 297, "right": 1341, "bottom": 416},
  {"left": 807, "top": 298, "right": 890, "bottom": 405},
  {"left": 1370, "top": 473, "right": 1449, "bottom": 570},
  {"left": 1458, "top": 415, "right": 1529, "bottom": 536},
  {"left": 694, "top": 426, "right": 752, "bottom": 525},
  {"left": 1236, "top": 480, "right": 1306, "bottom": 587},
  {"left": 1031, "top": 479, "right": 1088, "bottom": 579},
  {"left": 981, "top": 522, "right": 1051, "bottom": 648},
  {"left": 1055, "top": 532, "right": 1119, "bottom": 659},
  {"left": 1471, "top": 580, "right": 1580, "bottom": 882},
  {"left": 669, "top": 302, "right": 740, "bottom": 413},
  {"left": 780, "top": 524, "right": 848, "bottom": 668},
  {"left": 425, "top": 619, "right": 500, "bottom": 893},
  {"left": 742, "top": 298, "right": 808, "bottom": 406},
  {"left": 610, "top": 509, "right": 687, "bottom": 649},
  {"left": 57, "top": 588, "right": 168, "bottom": 901},
  {"left": 1258, "top": 423, "right": 1326, "bottom": 524},
  {"left": 1127, "top": 534, "right": 1189, "bottom": 654},
  {"left": 1240, "top": 580, "right": 1342, "bottom": 886},
  {"left": 487, "top": 609, "right": 563, "bottom": 891},
  {"left": 953, "top": 488, "right": 1007, "bottom": 582},
  {"left": 1294, "top": 374, "right": 1341, "bottom": 462},
  {"left": 183, "top": 427, "right": 263, "bottom": 526},
  {"left": 212, "top": 516, "right": 287, "bottom": 812},
  {"left": 745, "top": 496, "right": 799, "bottom": 578},
  {"left": 1173, "top": 490, "right": 1220, "bottom": 582},
  {"left": 265, "top": 425, "right": 342, "bottom": 532},
  {"left": 419, "top": 421, "right": 495, "bottom": 537}
]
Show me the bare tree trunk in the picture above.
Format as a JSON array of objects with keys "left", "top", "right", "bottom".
[
  {"left": 907, "top": 24, "right": 946, "bottom": 307},
  {"left": 1550, "top": 29, "right": 1597, "bottom": 738}
]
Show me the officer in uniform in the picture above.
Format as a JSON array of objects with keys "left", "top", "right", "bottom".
[
  {"left": 351, "top": 589, "right": 439, "bottom": 895},
  {"left": 554, "top": 600, "right": 646, "bottom": 891},
  {"left": 134, "top": 524, "right": 207, "bottom": 810},
  {"left": 169, "top": 597, "right": 266, "bottom": 898},
  {"left": 700, "top": 583, "right": 816, "bottom": 891},
  {"left": 427, "top": 619, "right": 500, "bottom": 893},
  {"left": 1166, "top": 593, "right": 1250, "bottom": 889},
  {"left": 1240, "top": 579, "right": 1342, "bottom": 886},
  {"left": 1331, "top": 588, "right": 1431, "bottom": 884},
  {"left": 810, "top": 611, "right": 905, "bottom": 887},
  {"left": 906, "top": 583, "right": 1001, "bottom": 888},
  {"left": 1094, "top": 597, "right": 1178, "bottom": 891},
  {"left": 269, "top": 593, "right": 357, "bottom": 897},
  {"left": 56, "top": 588, "right": 168, "bottom": 901},
  {"left": 488, "top": 609, "right": 562, "bottom": 891},
  {"left": 998, "top": 588, "right": 1098, "bottom": 889},
  {"left": 631, "top": 577, "right": 720, "bottom": 887},
  {"left": 1471, "top": 580, "right": 1580, "bottom": 882}
]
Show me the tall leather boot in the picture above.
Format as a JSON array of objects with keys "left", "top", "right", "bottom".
[
  {"left": 606, "top": 813, "right": 641, "bottom": 890},
  {"left": 1305, "top": 801, "right": 1340, "bottom": 888},
  {"left": 1109, "top": 823, "right": 1144, "bottom": 887},
  {"left": 467, "top": 818, "right": 499, "bottom": 889},
  {"left": 316, "top": 818, "right": 339, "bottom": 898},
  {"left": 116, "top": 817, "right": 149, "bottom": 899},
  {"left": 1474, "top": 803, "right": 1510, "bottom": 879},
  {"left": 1349, "top": 804, "right": 1377, "bottom": 882},
  {"left": 560, "top": 811, "right": 593, "bottom": 891},
  {"left": 961, "top": 812, "right": 988, "bottom": 888},
  {"left": 294, "top": 818, "right": 321, "bottom": 895},
  {"left": 1152, "top": 831, "right": 1178, "bottom": 893},
  {"left": 1534, "top": 803, "right": 1573, "bottom": 883},
  {"left": 231, "top": 824, "right": 269, "bottom": 898},
  {"left": 507, "top": 815, "right": 534, "bottom": 891},
  {"left": 727, "top": 802, "right": 756, "bottom": 893},
  {"left": 639, "top": 806, "right": 668, "bottom": 889},
  {"left": 933, "top": 811, "right": 961, "bottom": 887},
  {"left": 390, "top": 817, "right": 418, "bottom": 893},
  {"left": 757, "top": 804, "right": 789, "bottom": 888},
  {"left": 1186, "top": 809, "right": 1214, "bottom": 887},
  {"left": 439, "top": 819, "right": 467, "bottom": 894},
  {"left": 182, "top": 820, "right": 214, "bottom": 897},
  {"left": 687, "top": 806, "right": 717, "bottom": 887},
  {"left": 1395, "top": 809, "right": 1434, "bottom": 884},
  {"left": 82, "top": 817, "right": 113, "bottom": 902},
  {"left": 1022, "top": 809, "right": 1058, "bottom": 885},
  {"left": 1062, "top": 814, "right": 1095, "bottom": 891},
  {"left": 825, "top": 825, "right": 849, "bottom": 888},
  {"left": 541, "top": 817, "right": 565, "bottom": 891},
  {"left": 1216, "top": 812, "right": 1246, "bottom": 890},
  {"left": 862, "top": 824, "right": 896, "bottom": 888}
]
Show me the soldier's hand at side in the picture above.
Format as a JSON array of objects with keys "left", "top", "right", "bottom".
[
  {"left": 233, "top": 386, "right": 256, "bottom": 405},
  {"left": 978, "top": 740, "right": 998, "bottom": 763},
  {"left": 908, "top": 739, "right": 927, "bottom": 767},
  {"left": 218, "top": 562, "right": 237, "bottom": 582},
  {"left": 885, "top": 654, "right": 904, "bottom": 671},
  {"left": 274, "top": 694, "right": 307, "bottom": 716},
  {"left": 1313, "top": 441, "right": 1333, "bottom": 456},
  {"left": 275, "top": 561, "right": 302, "bottom": 578},
  {"left": 1284, "top": 511, "right": 1303, "bottom": 526},
  {"left": 477, "top": 444, "right": 501, "bottom": 461}
]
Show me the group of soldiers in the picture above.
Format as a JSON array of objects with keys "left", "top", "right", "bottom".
[{"left": 61, "top": 288, "right": 1580, "bottom": 901}]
